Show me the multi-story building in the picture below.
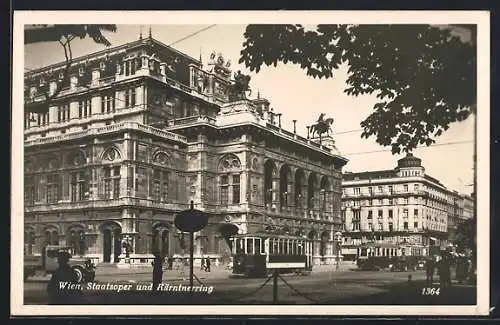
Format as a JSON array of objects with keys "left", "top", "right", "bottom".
[
  {"left": 340, "top": 153, "right": 467, "bottom": 260},
  {"left": 23, "top": 34, "right": 347, "bottom": 267}
]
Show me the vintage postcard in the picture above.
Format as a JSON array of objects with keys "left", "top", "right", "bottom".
[{"left": 11, "top": 10, "right": 490, "bottom": 316}]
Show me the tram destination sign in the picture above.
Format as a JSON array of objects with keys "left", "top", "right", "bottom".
[
  {"left": 266, "top": 262, "right": 306, "bottom": 269},
  {"left": 265, "top": 255, "right": 306, "bottom": 269}
]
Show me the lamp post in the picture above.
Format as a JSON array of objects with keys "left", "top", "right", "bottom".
[
  {"left": 292, "top": 120, "right": 297, "bottom": 134},
  {"left": 174, "top": 201, "right": 209, "bottom": 290}
]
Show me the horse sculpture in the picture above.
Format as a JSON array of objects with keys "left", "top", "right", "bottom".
[
  {"left": 228, "top": 70, "right": 252, "bottom": 101},
  {"left": 310, "top": 113, "right": 334, "bottom": 138}
]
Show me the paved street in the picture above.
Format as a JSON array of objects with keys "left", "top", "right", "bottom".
[{"left": 24, "top": 265, "right": 476, "bottom": 305}]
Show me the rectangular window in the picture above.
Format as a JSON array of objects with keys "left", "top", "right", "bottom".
[
  {"left": 78, "top": 99, "right": 92, "bottom": 118},
  {"left": 104, "top": 167, "right": 112, "bottom": 199},
  {"left": 46, "top": 174, "right": 59, "bottom": 203},
  {"left": 232, "top": 174, "right": 240, "bottom": 204},
  {"left": 219, "top": 175, "right": 229, "bottom": 205},
  {"left": 388, "top": 223, "right": 394, "bottom": 232},
  {"left": 71, "top": 171, "right": 87, "bottom": 201},
  {"left": 368, "top": 187, "right": 372, "bottom": 195},
  {"left": 57, "top": 104, "right": 70, "bottom": 122},
  {"left": 414, "top": 222, "right": 418, "bottom": 229},
  {"left": 414, "top": 209, "right": 419, "bottom": 217},
  {"left": 113, "top": 166, "right": 121, "bottom": 199},
  {"left": 404, "top": 222, "right": 408, "bottom": 230},
  {"left": 378, "top": 210, "right": 383, "bottom": 218},
  {"left": 388, "top": 185, "right": 393, "bottom": 194},
  {"left": 403, "top": 184, "right": 409, "bottom": 192},
  {"left": 378, "top": 186, "right": 383, "bottom": 193},
  {"left": 354, "top": 187, "right": 360, "bottom": 195},
  {"left": 367, "top": 210, "right": 373, "bottom": 219},
  {"left": 152, "top": 169, "right": 169, "bottom": 202},
  {"left": 388, "top": 209, "right": 393, "bottom": 219},
  {"left": 403, "top": 209, "right": 408, "bottom": 218},
  {"left": 24, "top": 176, "right": 35, "bottom": 205},
  {"left": 414, "top": 184, "right": 419, "bottom": 192}
]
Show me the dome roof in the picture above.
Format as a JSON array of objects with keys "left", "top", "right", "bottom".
[{"left": 397, "top": 153, "right": 422, "bottom": 169}]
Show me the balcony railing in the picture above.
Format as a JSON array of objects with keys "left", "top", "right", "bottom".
[
  {"left": 343, "top": 190, "right": 429, "bottom": 198},
  {"left": 24, "top": 122, "right": 187, "bottom": 147}
]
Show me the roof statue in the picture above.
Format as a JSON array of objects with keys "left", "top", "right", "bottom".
[
  {"left": 207, "top": 51, "right": 231, "bottom": 79},
  {"left": 228, "top": 70, "right": 251, "bottom": 101},
  {"left": 311, "top": 113, "right": 334, "bottom": 138}
]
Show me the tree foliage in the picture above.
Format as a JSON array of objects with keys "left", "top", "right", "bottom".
[
  {"left": 239, "top": 24, "right": 476, "bottom": 154},
  {"left": 25, "top": 25, "right": 117, "bottom": 111}
]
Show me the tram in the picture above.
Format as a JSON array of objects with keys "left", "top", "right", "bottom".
[
  {"left": 229, "top": 233, "right": 313, "bottom": 277},
  {"left": 356, "top": 242, "right": 426, "bottom": 271}
]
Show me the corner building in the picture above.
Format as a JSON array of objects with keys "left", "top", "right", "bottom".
[
  {"left": 23, "top": 36, "right": 347, "bottom": 266},
  {"left": 340, "top": 153, "right": 465, "bottom": 260}
]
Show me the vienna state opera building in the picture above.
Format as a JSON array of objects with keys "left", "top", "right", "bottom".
[{"left": 23, "top": 35, "right": 347, "bottom": 267}]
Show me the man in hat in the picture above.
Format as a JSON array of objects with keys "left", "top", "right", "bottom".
[{"left": 47, "top": 251, "right": 80, "bottom": 305}]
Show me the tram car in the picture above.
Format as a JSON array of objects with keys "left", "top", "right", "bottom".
[
  {"left": 229, "top": 233, "right": 313, "bottom": 277},
  {"left": 356, "top": 243, "right": 426, "bottom": 271}
]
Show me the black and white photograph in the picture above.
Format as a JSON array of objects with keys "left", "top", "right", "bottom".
[{"left": 11, "top": 11, "right": 490, "bottom": 316}]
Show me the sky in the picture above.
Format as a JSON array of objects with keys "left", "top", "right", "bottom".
[{"left": 24, "top": 24, "right": 475, "bottom": 195}]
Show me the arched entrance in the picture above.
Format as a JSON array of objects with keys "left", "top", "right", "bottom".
[
  {"left": 320, "top": 231, "right": 329, "bottom": 263},
  {"left": 152, "top": 223, "right": 171, "bottom": 257},
  {"left": 295, "top": 169, "right": 305, "bottom": 209},
  {"left": 264, "top": 160, "right": 276, "bottom": 206},
  {"left": 307, "top": 173, "right": 317, "bottom": 212},
  {"left": 279, "top": 164, "right": 291, "bottom": 210},
  {"left": 67, "top": 225, "right": 86, "bottom": 256},
  {"left": 308, "top": 230, "right": 317, "bottom": 265},
  {"left": 100, "top": 222, "right": 122, "bottom": 263}
]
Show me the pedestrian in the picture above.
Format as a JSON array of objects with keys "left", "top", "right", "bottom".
[
  {"left": 439, "top": 253, "right": 452, "bottom": 288},
  {"left": 425, "top": 255, "right": 435, "bottom": 285},
  {"left": 152, "top": 255, "right": 164, "bottom": 292},
  {"left": 47, "top": 251, "right": 81, "bottom": 305},
  {"left": 167, "top": 256, "right": 173, "bottom": 270},
  {"left": 179, "top": 258, "right": 188, "bottom": 280},
  {"left": 205, "top": 257, "right": 211, "bottom": 272},
  {"left": 200, "top": 256, "right": 206, "bottom": 271}
]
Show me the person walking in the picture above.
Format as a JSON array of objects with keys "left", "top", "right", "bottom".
[
  {"left": 425, "top": 255, "right": 435, "bottom": 285},
  {"left": 152, "top": 255, "right": 164, "bottom": 292},
  {"left": 439, "top": 253, "right": 452, "bottom": 288},
  {"left": 205, "top": 257, "right": 211, "bottom": 272},
  {"left": 47, "top": 251, "right": 81, "bottom": 305},
  {"left": 200, "top": 256, "right": 206, "bottom": 272}
]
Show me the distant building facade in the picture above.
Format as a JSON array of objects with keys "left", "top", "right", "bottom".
[
  {"left": 23, "top": 35, "right": 347, "bottom": 266},
  {"left": 340, "top": 153, "right": 473, "bottom": 260}
]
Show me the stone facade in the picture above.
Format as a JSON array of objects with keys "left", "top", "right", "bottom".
[{"left": 23, "top": 36, "right": 347, "bottom": 267}]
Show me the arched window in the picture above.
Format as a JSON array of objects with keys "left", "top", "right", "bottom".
[
  {"left": 44, "top": 228, "right": 59, "bottom": 246},
  {"left": 218, "top": 154, "right": 242, "bottom": 205}
]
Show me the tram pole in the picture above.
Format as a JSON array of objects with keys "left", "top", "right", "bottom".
[
  {"left": 272, "top": 269, "right": 279, "bottom": 304},
  {"left": 189, "top": 202, "right": 195, "bottom": 290}
]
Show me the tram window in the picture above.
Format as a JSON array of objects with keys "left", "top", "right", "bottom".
[
  {"left": 254, "top": 238, "right": 261, "bottom": 255},
  {"left": 261, "top": 239, "right": 267, "bottom": 255},
  {"left": 291, "top": 240, "right": 295, "bottom": 255},
  {"left": 279, "top": 239, "right": 284, "bottom": 255},
  {"left": 246, "top": 238, "right": 254, "bottom": 254},
  {"left": 236, "top": 239, "right": 244, "bottom": 254},
  {"left": 230, "top": 239, "right": 236, "bottom": 255},
  {"left": 272, "top": 239, "right": 278, "bottom": 254}
]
